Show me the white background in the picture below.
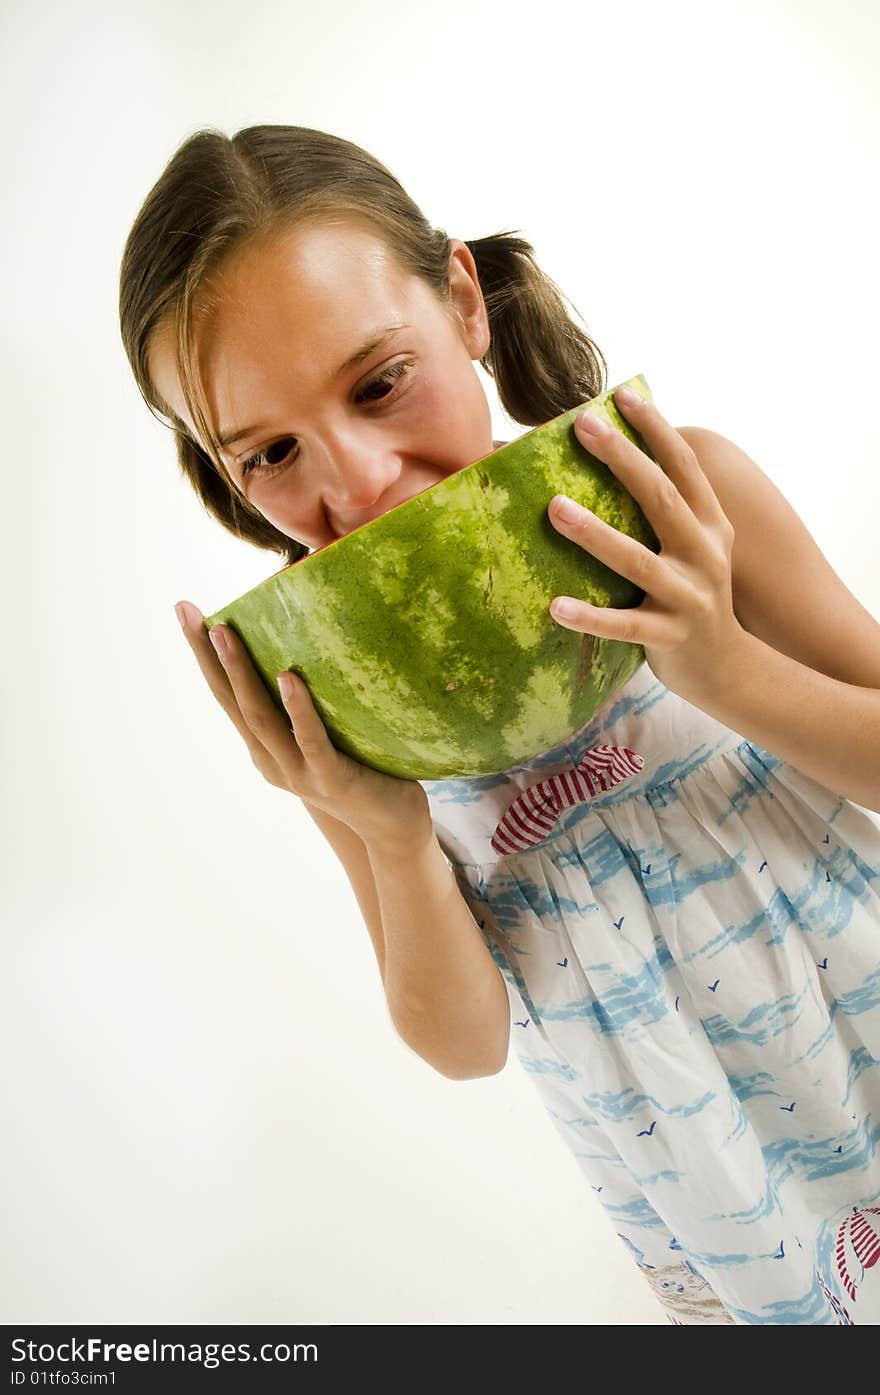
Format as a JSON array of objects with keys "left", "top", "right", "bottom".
[{"left": 3, "top": 0, "right": 879, "bottom": 1326}]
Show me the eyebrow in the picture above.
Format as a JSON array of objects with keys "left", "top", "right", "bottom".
[{"left": 217, "top": 323, "right": 412, "bottom": 451}]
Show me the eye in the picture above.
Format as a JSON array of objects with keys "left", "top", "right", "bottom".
[
  {"left": 240, "top": 437, "right": 297, "bottom": 479},
  {"left": 239, "top": 361, "right": 413, "bottom": 481},
  {"left": 357, "top": 360, "right": 410, "bottom": 402}
]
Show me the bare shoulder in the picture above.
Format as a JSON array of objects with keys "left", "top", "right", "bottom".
[{"left": 675, "top": 424, "right": 880, "bottom": 689}]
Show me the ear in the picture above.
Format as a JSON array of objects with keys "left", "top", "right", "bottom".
[{"left": 446, "top": 238, "right": 491, "bottom": 360}]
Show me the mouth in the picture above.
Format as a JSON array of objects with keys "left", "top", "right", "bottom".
[
  {"left": 327, "top": 475, "right": 458, "bottom": 548},
  {"left": 307, "top": 445, "right": 502, "bottom": 560},
  {"left": 303, "top": 486, "right": 429, "bottom": 560}
]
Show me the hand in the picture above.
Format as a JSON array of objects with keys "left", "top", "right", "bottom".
[
  {"left": 547, "top": 387, "right": 743, "bottom": 702},
  {"left": 174, "top": 601, "right": 431, "bottom": 849}
]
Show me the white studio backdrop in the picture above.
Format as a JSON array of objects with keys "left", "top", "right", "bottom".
[{"left": 3, "top": 0, "right": 879, "bottom": 1326}]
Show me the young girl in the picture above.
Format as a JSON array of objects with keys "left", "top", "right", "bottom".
[{"left": 119, "top": 124, "right": 880, "bottom": 1326}]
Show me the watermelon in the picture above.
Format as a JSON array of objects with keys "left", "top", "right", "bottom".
[{"left": 204, "top": 374, "right": 660, "bottom": 779}]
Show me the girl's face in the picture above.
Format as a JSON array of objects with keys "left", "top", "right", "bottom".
[{"left": 148, "top": 219, "right": 495, "bottom": 553}]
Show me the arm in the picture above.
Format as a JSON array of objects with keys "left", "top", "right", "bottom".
[
  {"left": 674, "top": 425, "right": 880, "bottom": 813},
  {"left": 179, "top": 602, "right": 511, "bottom": 1080},
  {"left": 684, "top": 629, "right": 880, "bottom": 813},
  {"left": 301, "top": 800, "right": 387, "bottom": 982},
  {"left": 302, "top": 801, "right": 511, "bottom": 1080}
]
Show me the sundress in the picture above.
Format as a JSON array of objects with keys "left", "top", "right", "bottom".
[{"left": 418, "top": 659, "right": 880, "bottom": 1325}]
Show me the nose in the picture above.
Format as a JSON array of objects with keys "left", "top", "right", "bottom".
[{"left": 322, "top": 443, "right": 404, "bottom": 527}]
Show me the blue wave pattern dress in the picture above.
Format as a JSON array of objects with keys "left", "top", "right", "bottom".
[{"left": 418, "top": 661, "right": 880, "bottom": 1325}]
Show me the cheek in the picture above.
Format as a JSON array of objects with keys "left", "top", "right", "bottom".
[
  {"left": 416, "top": 364, "right": 490, "bottom": 457},
  {"left": 255, "top": 483, "right": 321, "bottom": 545}
]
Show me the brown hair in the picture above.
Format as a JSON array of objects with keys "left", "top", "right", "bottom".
[{"left": 118, "top": 124, "right": 608, "bottom": 567}]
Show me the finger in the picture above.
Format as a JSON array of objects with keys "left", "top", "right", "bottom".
[
  {"left": 549, "top": 496, "right": 688, "bottom": 610},
  {"left": 176, "top": 601, "right": 260, "bottom": 738},
  {"left": 176, "top": 601, "right": 286, "bottom": 784},
  {"left": 548, "top": 595, "right": 679, "bottom": 649},
  {"left": 611, "top": 387, "right": 731, "bottom": 530},
  {"left": 276, "top": 670, "right": 340, "bottom": 772},
  {"left": 205, "top": 621, "right": 304, "bottom": 767},
  {"left": 574, "top": 407, "right": 707, "bottom": 560}
]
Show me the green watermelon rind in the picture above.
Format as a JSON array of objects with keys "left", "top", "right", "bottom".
[{"left": 204, "top": 373, "right": 660, "bottom": 779}]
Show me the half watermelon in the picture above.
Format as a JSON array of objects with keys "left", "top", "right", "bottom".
[{"left": 204, "top": 374, "right": 660, "bottom": 779}]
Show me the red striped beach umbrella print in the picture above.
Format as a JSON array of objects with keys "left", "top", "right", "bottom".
[
  {"left": 491, "top": 745, "right": 646, "bottom": 855},
  {"left": 835, "top": 1206, "right": 880, "bottom": 1304}
]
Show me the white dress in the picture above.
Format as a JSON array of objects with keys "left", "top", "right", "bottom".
[{"left": 419, "top": 659, "right": 880, "bottom": 1325}]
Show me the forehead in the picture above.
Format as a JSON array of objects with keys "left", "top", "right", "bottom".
[
  {"left": 147, "top": 219, "right": 422, "bottom": 432},
  {"left": 206, "top": 219, "right": 412, "bottom": 328}
]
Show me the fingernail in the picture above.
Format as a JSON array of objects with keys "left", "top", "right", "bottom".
[
  {"left": 209, "top": 627, "right": 227, "bottom": 656},
  {"left": 174, "top": 602, "right": 189, "bottom": 630},
  {"left": 553, "top": 494, "right": 585, "bottom": 523},
  {"left": 615, "top": 385, "right": 643, "bottom": 408},
  {"left": 579, "top": 412, "right": 608, "bottom": 435}
]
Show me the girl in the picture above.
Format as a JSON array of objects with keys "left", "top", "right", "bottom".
[{"left": 119, "top": 124, "right": 880, "bottom": 1326}]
